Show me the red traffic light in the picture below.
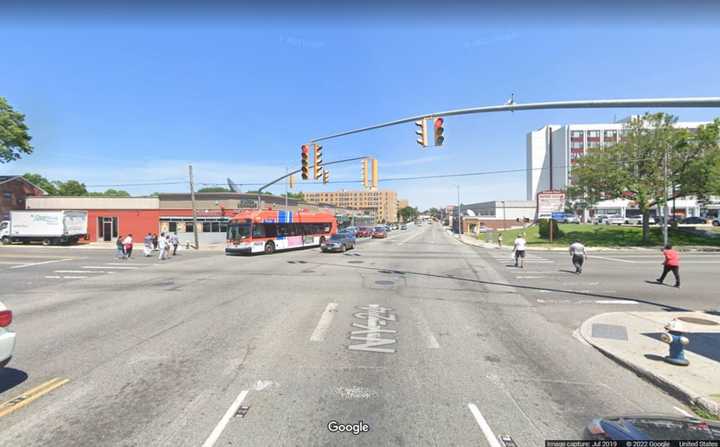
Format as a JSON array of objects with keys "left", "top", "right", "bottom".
[
  {"left": 302, "top": 144, "right": 310, "bottom": 155},
  {"left": 434, "top": 117, "right": 444, "bottom": 129}
]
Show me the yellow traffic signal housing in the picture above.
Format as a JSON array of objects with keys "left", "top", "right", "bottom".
[
  {"left": 313, "top": 144, "right": 323, "bottom": 179},
  {"left": 322, "top": 169, "right": 329, "bottom": 184},
  {"left": 371, "top": 158, "right": 378, "bottom": 189},
  {"left": 362, "top": 159, "right": 369, "bottom": 189},
  {"left": 301, "top": 145, "right": 310, "bottom": 180},
  {"left": 434, "top": 117, "right": 444, "bottom": 146}
]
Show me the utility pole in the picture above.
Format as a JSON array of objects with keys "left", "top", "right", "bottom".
[
  {"left": 663, "top": 148, "right": 669, "bottom": 246},
  {"left": 188, "top": 164, "right": 199, "bottom": 250},
  {"left": 285, "top": 166, "right": 289, "bottom": 209},
  {"left": 502, "top": 200, "right": 507, "bottom": 230},
  {"left": 457, "top": 185, "right": 462, "bottom": 235}
]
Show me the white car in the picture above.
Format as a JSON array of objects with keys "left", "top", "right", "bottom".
[
  {"left": 625, "top": 215, "right": 656, "bottom": 225},
  {"left": 604, "top": 215, "right": 626, "bottom": 225},
  {"left": 0, "top": 301, "right": 16, "bottom": 368}
]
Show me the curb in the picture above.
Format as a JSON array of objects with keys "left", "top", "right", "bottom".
[{"left": 579, "top": 315, "right": 720, "bottom": 417}]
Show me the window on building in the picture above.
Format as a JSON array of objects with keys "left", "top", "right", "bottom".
[
  {"left": 211, "top": 222, "right": 220, "bottom": 232},
  {"left": 186, "top": 223, "right": 194, "bottom": 232},
  {"left": 169, "top": 222, "right": 177, "bottom": 233},
  {"left": 587, "top": 130, "right": 601, "bottom": 138},
  {"left": 570, "top": 130, "right": 584, "bottom": 139},
  {"left": 2, "top": 192, "right": 11, "bottom": 201},
  {"left": 203, "top": 222, "right": 211, "bottom": 232}
]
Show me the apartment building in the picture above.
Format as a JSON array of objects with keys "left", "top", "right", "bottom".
[{"left": 303, "top": 190, "right": 399, "bottom": 223}]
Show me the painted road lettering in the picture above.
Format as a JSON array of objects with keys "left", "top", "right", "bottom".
[{"left": 348, "top": 304, "right": 397, "bottom": 353}]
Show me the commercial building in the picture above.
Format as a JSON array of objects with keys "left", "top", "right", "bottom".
[
  {"left": 302, "top": 190, "right": 399, "bottom": 223},
  {"left": 526, "top": 117, "right": 710, "bottom": 200},
  {"left": 26, "top": 192, "right": 359, "bottom": 245},
  {"left": 0, "top": 175, "right": 46, "bottom": 220},
  {"left": 460, "top": 200, "right": 536, "bottom": 233}
]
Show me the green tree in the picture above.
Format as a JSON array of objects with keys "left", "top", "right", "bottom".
[
  {"left": 569, "top": 113, "right": 720, "bottom": 243},
  {"left": 87, "top": 189, "right": 130, "bottom": 197},
  {"left": 54, "top": 180, "right": 88, "bottom": 196},
  {"left": 284, "top": 192, "right": 304, "bottom": 200},
  {"left": 0, "top": 97, "right": 33, "bottom": 163},
  {"left": 197, "top": 187, "right": 230, "bottom": 192},
  {"left": 398, "top": 206, "right": 418, "bottom": 222},
  {"left": 23, "top": 172, "right": 58, "bottom": 195},
  {"left": 247, "top": 190, "right": 272, "bottom": 195}
]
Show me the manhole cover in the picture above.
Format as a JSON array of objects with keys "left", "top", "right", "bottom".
[
  {"left": 375, "top": 280, "right": 394, "bottom": 285},
  {"left": 348, "top": 261, "right": 363, "bottom": 264},
  {"left": 677, "top": 317, "right": 719, "bottom": 326}
]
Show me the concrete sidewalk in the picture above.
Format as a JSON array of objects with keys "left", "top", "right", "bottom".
[{"left": 579, "top": 311, "right": 720, "bottom": 416}]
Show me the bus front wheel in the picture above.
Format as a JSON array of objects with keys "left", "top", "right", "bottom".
[{"left": 264, "top": 241, "right": 275, "bottom": 254}]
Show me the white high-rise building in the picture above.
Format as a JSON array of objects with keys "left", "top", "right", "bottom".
[{"left": 525, "top": 117, "right": 710, "bottom": 200}]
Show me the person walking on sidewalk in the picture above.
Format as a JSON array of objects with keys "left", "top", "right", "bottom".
[
  {"left": 513, "top": 233, "right": 527, "bottom": 268},
  {"left": 158, "top": 232, "right": 168, "bottom": 260},
  {"left": 143, "top": 233, "right": 153, "bottom": 257},
  {"left": 568, "top": 240, "right": 587, "bottom": 274},
  {"left": 123, "top": 234, "right": 134, "bottom": 259},
  {"left": 170, "top": 232, "right": 179, "bottom": 256},
  {"left": 497, "top": 232, "right": 503, "bottom": 248},
  {"left": 152, "top": 233, "right": 158, "bottom": 251},
  {"left": 656, "top": 244, "right": 680, "bottom": 288},
  {"left": 116, "top": 235, "right": 126, "bottom": 259}
]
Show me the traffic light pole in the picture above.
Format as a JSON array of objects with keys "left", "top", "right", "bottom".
[
  {"left": 309, "top": 97, "right": 720, "bottom": 143},
  {"left": 257, "top": 156, "right": 370, "bottom": 198}
]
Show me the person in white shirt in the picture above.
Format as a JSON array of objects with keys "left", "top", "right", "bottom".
[
  {"left": 513, "top": 234, "right": 527, "bottom": 268},
  {"left": 158, "top": 232, "right": 168, "bottom": 260},
  {"left": 122, "top": 234, "right": 134, "bottom": 259},
  {"left": 170, "top": 233, "right": 179, "bottom": 256},
  {"left": 568, "top": 240, "right": 587, "bottom": 274}
]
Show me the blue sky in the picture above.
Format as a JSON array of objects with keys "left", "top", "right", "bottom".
[{"left": 2, "top": 16, "right": 720, "bottom": 209}]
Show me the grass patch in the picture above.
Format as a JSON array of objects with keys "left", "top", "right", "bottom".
[
  {"left": 478, "top": 224, "right": 720, "bottom": 248},
  {"left": 689, "top": 404, "right": 720, "bottom": 421}
]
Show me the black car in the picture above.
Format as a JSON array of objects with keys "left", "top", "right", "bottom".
[
  {"left": 585, "top": 415, "right": 720, "bottom": 441},
  {"left": 321, "top": 233, "right": 355, "bottom": 252},
  {"left": 681, "top": 216, "right": 707, "bottom": 224}
]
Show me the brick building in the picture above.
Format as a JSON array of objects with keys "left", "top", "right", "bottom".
[
  {"left": 302, "top": 190, "right": 398, "bottom": 223},
  {"left": 0, "top": 175, "right": 47, "bottom": 221}
]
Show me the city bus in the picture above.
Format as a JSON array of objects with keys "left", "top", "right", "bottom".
[{"left": 225, "top": 209, "right": 337, "bottom": 255}]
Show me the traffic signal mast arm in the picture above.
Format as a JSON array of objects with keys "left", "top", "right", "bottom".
[
  {"left": 308, "top": 97, "right": 720, "bottom": 143},
  {"left": 258, "top": 155, "right": 370, "bottom": 193}
]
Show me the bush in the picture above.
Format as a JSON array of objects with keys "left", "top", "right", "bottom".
[{"left": 538, "top": 219, "right": 563, "bottom": 240}]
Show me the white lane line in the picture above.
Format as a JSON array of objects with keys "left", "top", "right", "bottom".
[
  {"left": 411, "top": 307, "right": 440, "bottom": 349},
  {"left": 397, "top": 230, "right": 425, "bottom": 246},
  {"left": 310, "top": 303, "right": 339, "bottom": 342},
  {"left": 82, "top": 266, "right": 139, "bottom": 270},
  {"left": 62, "top": 276, "right": 88, "bottom": 279},
  {"left": 10, "top": 258, "right": 73, "bottom": 269},
  {"left": 467, "top": 403, "right": 502, "bottom": 447},
  {"left": 55, "top": 270, "right": 106, "bottom": 274},
  {"left": 590, "top": 255, "right": 637, "bottom": 263},
  {"left": 104, "top": 263, "right": 143, "bottom": 266},
  {"left": 201, "top": 389, "right": 249, "bottom": 447},
  {"left": 516, "top": 276, "right": 545, "bottom": 279},
  {"left": 44, "top": 275, "right": 62, "bottom": 279},
  {"left": 673, "top": 406, "right": 693, "bottom": 417}
]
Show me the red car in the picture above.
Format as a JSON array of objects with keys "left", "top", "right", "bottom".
[
  {"left": 356, "top": 227, "right": 372, "bottom": 237},
  {"left": 372, "top": 226, "right": 387, "bottom": 238}
]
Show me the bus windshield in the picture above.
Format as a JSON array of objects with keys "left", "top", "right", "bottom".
[{"left": 227, "top": 223, "right": 251, "bottom": 240}]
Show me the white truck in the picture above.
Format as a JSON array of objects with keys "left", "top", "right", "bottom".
[{"left": 0, "top": 210, "right": 88, "bottom": 246}]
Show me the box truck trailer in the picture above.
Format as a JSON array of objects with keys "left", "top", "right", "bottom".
[{"left": 0, "top": 210, "right": 88, "bottom": 245}]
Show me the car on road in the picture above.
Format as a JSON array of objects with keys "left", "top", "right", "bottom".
[
  {"left": 0, "top": 301, "right": 16, "bottom": 368},
  {"left": 338, "top": 231, "right": 356, "bottom": 244},
  {"left": 680, "top": 216, "right": 707, "bottom": 225},
  {"left": 592, "top": 214, "right": 609, "bottom": 224},
  {"left": 342, "top": 226, "right": 358, "bottom": 235},
  {"left": 713, "top": 217, "right": 720, "bottom": 227},
  {"left": 585, "top": 415, "right": 720, "bottom": 441},
  {"left": 321, "top": 233, "right": 355, "bottom": 252},
  {"left": 604, "top": 215, "right": 626, "bottom": 225},
  {"left": 400, "top": 224, "right": 407, "bottom": 230},
  {"left": 372, "top": 226, "right": 387, "bottom": 238},
  {"left": 356, "top": 227, "right": 373, "bottom": 237},
  {"left": 560, "top": 215, "right": 580, "bottom": 224}
]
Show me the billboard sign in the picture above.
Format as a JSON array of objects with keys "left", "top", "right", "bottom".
[{"left": 537, "top": 190, "right": 566, "bottom": 218}]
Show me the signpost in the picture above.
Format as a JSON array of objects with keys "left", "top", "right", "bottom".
[{"left": 537, "top": 190, "right": 566, "bottom": 243}]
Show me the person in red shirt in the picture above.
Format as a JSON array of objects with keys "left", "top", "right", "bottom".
[{"left": 656, "top": 244, "right": 680, "bottom": 288}]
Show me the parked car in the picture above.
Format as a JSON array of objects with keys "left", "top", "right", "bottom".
[
  {"left": 321, "top": 233, "right": 355, "bottom": 252},
  {"left": 561, "top": 215, "right": 580, "bottom": 224},
  {"left": 338, "top": 231, "right": 356, "bottom": 244},
  {"left": 372, "top": 226, "right": 387, "bottom": 238},
  {"left": 585, "top": 415, "right": 720, "bottom": 441},
  {"left": 400, "top": 224, "right": 407, "bottom": 230},
  {"left": 356, "top": 227, "right": 373, "bottom": 237},
  {"left": 593, "top": 215, "right": 609, "bottom": 224},
  {"left": 604, "top": 215, "right": 626, "bottom": 225},
  {"left": 342, "top": 226, "right": 358, "bottom": 236},
  {"left": 624, "top": 215, "right": 656, "bottom": 225},
  {"left": 0, "top": 301, "right": 16, "bottom": 368},
  {"left": 713, "top": 218, "right": 720, "bottom": 227},
  {"left": 681, "top": 216, "right": 707, "bottom": 225}
]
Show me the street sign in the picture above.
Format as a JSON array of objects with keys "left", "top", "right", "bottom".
[
  {"left": 551, "top": 211, "right": 565, "bottom": 220},
  {"left": 537, "top": 190, "right": 566, "bottom": 218}
]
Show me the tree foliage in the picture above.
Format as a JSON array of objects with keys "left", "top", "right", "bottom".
[
  {"left": 87, "top": 189, "right": 131, "bottom": 197},
  {"left": 197, "top": 187, "right": 230, "bottom": 193},
  {"left": 398, "top": 206, "right": 419, "bottom": 222},
  {"left": 23, "top": 172, "right": 58, "bottom": 195},
  {"left": 569, "top": 113, "right": 720, "bottom": 242},
  {"left": 22, "top": 173, "right": 129, "bottom": 197},
  {"left": 0, "top": 97, "right": 33, "bottom": 163}
]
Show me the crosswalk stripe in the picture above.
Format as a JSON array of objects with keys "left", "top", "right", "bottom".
[{"left": 82, "top": 266, "right": 139, "bottom": 270}]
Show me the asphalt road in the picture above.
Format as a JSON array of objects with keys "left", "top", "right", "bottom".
[{"left": 0, "top": 223, "right": 696, "bottom": 446}]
